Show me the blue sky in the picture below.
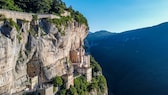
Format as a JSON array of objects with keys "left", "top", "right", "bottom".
[{"left": 63, "top": 0, "right": 168, "bottom": 33}]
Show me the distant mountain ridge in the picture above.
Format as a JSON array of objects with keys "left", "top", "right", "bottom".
[
  {"left": 85, "top": 30, "right": 117, "bottom": 49},
  {"left": 85, "top": 22, "right": 168, "bottom": 95},
  {"left": 87, "top": 30, "right": 116, "bottom": 41}
]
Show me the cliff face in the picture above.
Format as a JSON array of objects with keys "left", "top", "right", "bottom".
[{"left": 0, "top": 10, "right": 87, "bottom": 94}]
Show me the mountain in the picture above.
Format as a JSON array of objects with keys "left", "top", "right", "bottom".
[
  {"left": 85, "top": 31, "right": 117, "bottom": 54},
  {"left": 0, "top": 1, "right": 107, "bottom": 95},
  {"left": 86, "top": 30, "right": 116, "bottom": 45},
  {"left": 85, "top": 22, "right": 168, "bottom": 95}
]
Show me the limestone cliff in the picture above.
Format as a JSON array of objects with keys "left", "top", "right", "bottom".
[{"left": 0, "top": 10, "right": 87, "bottom": 94}]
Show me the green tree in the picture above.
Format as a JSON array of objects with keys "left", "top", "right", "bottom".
[
  {"left": 97, "top": 75, "right": 107, "bottom": 92},
  {"left": 59, "top": 89, "right": 66, "bottom": 95},
  {"left": 74, "top": 76, "right": 88, "bottom": 94},
  {"left": 0, "top": 0, "right": 89, "bottom": 28},
  {"left": 90, "top": 56, "right": 102, "bottom": 74},
  {"left": 36, "top": 0, "right": 52, "bottom": 13},
  {"left": 50, "top": 0, "right": 66, "bottom": 14},
  {"left": 66, "top": 5, "right": 73, "bottom": 13},
  {"left": 87, "top": 78, "right": 98, "bottom": 91},
  {"left": 15, "top": 0, "right": 53, "bottom": 13},
  {"left": 0, "top": 0, "right": 21, "bottom": 11},
  {"left": 67, "top": 86, "right": 77, "bottom": 95},
  {"left": 53, "top": 76, "right": 63, "bottom": 87}
]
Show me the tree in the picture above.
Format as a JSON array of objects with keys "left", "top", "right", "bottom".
[
  {"left": 50, "top": 0, "right": 66, "bottom": 14},
  {"left": 87, "top": 78, "right": 98, "bottom": 91},
  {"left": 36, "top": 0, "right": 53, "bottom": 13},
  {"left": 53, "top": 76, "right": 63, "bottom": 87},
  {"left": 74, "top": 76, "right": 88, "bottom": 94},
  {"left": 0, "top": 0, "right": 21, "bottom": 11},
  {"left": 90, "top": 56, "right": 102, "bottom": 74},
  {"left": 0, "top": 0, "right": 89, "bottom": 28},
  {"left": 67, "top": 5, "right": 73, "bottom": 13},
  {"left": 67, "top": 86, "right": 77, "bottom": 95},
  {"left": 14, "top": 0, "right": 53, "bottom": 13},
  {"left": 59, "top": 89, "right": 66, "bottom": 95},
  {"left": 97, "top": 75, "right": 107, "bottom": 92}
]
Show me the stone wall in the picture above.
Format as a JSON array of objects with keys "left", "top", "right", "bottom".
[
  {"left": 0, "top": 9, "right": 60, "bottom": 22},
  {"left": 0, "top": 9, "right": 32, "bottom": 21}
]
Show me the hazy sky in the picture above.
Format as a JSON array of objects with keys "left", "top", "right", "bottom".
[{"left": 63, "top": 0, "right": 168, "bottom": 33}]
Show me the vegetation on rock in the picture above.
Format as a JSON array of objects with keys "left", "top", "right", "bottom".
[
  {"left": 91, "top": 56, "right": 102, "bottom": 75},
  {"left": 53, "top": 76, "right": 63, "bottom": 87},
  {"left": 0, "top": 0, "right": 88, "bottom": 28},
  {"left": 0, "top": 1, "right": 106, "bottom": 95},
  {"left": 89, "top": 56, "right": 107, "bottom": 93},
  {"left": 0, "top": 0, "right": 21, "bottom": 11},
  {"left": 46, "top": 16, "right": 72, "bottom": 36},
  {"left": 55, "top": 56, "right": 107, "bottom": 95}
]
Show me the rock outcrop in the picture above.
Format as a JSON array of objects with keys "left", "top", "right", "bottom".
[{"left": 0, "top": 10, "right": 87, "bottom": 94}]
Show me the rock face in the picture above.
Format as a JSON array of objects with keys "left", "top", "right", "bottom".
[{"left": 0, "top": 10, "right": 87, "bottom": 94}]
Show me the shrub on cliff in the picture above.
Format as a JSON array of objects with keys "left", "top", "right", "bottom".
[
  {"left": 74, "top": 76, "right": 88, "bottom": 95},
  {"left": 53, "top": 76, "right": 63, "bottom": 87},
  {"left": 0, "top": 0, "right": 89, "bottom": 28},
  {"left": 97, "top": 75, "right": 107, "bottom": 92},
  {"left": 90, "top": 56, "right": 102, "bottom": 74},
  {"left": 1, "top": 0, "right": 66, "bottom": 14},
  {"left": 0, "top": 0, "right": 21, "bottom": 11},
  {"left": 67, "top": 86, "right": 78, "bottom": 95}
]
